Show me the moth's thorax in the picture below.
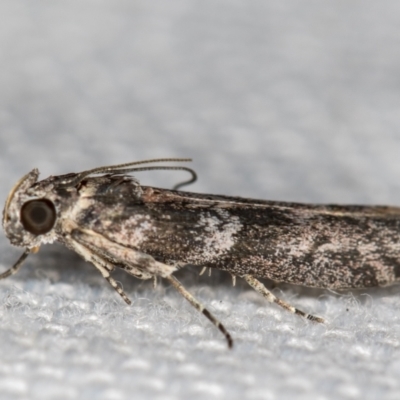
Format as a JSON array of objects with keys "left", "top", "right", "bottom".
[{"left": 2, "top": 169, "right": 79, "bottom": 248}]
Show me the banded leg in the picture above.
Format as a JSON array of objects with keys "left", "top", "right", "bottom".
[
  {"left": 166, "top": 275, "right": 233, "bottom": 348},
  {"left": 90, "top": 257, "right": 132, "bottom": 305},
  {"left": 243, "top": 275, "right": 324, "bottom": 323},
  {"left": 69, "top": 237, "right": 132, "bottom": 305},
  {"left": 0, "top": 249, "right": 30, "bottom": 280}
]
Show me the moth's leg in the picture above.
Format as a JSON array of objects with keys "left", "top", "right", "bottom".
[
  {"left": 166, "top": 275, "right": 233, "bottom": 348},
  {"left": 243, "top": 275, "right": 324, "bottom": 323},
  {"left": 69, "top": 227, "right": 176, "bottom": 279},
  {"left": 0, "top": 249, "right": 30, "bottom": 280},
  {"left": 64, "top": 225, "right": 234, "bottom": 344},
  {"left": 67, "top": 237, "right": 132, "bottom": 305},
  {"left": 89, "top": 256, "right": 132, "bottom": 305}
]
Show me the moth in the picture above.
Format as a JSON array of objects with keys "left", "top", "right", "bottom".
[{"left": 2, "top": 158, "right": 400, "bottom": 348}]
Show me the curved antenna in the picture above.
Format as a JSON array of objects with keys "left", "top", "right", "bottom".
[
  {"left": 60, "top": 158, "right": 196, "bottom": 190},
  {"left": 172, "top": 168, "right": 197, "bottom": 190},
  {"left": 109, "top": 166, "right": 197, "bottom": 190},
  {"left": 98, "top": 165, "right": 197, "bottom": 190}
]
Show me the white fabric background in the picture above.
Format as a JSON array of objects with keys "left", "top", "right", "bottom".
[{"left": 1, "top": 1, "right": 400, "bottom": 399}]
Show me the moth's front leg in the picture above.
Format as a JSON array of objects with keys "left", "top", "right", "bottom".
[
  {"left": 67, "top": 236, "right": 133, "bottom": 305},
  {"left": 63, "top": 222, "right": 177, "bottom": 279},
  {"left": 61, "top": 223, "right": 177, "bottom": 303}
]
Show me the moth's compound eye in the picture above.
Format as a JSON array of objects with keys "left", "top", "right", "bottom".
[{"left": 20, "top": 199, "right": 56, "bottom": 235}]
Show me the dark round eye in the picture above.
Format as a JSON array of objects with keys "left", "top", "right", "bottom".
[{"left": 20, "top": 199, "right": 56, "bottom": 235}]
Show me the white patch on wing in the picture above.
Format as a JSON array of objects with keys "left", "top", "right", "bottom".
[
  {"left": 189, "top": 210, "right": 242, "bottom": 263},
  {"left": 116, "top": 214, "right": 158, "bottom": 248}
]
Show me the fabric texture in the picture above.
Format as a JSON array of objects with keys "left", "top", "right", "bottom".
[{"left": 1, "top": 1, "right": 400, "bottom": 399}]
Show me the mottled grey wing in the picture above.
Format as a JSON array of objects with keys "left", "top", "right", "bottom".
[{"left": 78, "top": 179, "right": 400, "bottom": 290}]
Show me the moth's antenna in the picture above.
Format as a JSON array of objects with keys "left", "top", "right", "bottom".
[
  {"left": 60, "top": 158, "right": 196, "bottom": 188},
  {"left": 102, "top": 166, "right": 197, "bottom": 190},
  {"left": 173, "top": 169, "right": 197, "bottom": 190}
]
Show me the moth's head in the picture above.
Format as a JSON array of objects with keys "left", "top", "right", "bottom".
[{"left": 2, "top": 169, "right": 59, "bottom": 248}]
